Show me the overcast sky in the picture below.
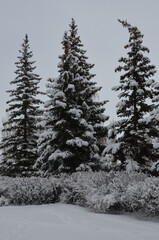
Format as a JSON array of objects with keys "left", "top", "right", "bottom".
[{"left": 1, "top": 0, "right": 159, "bottom": 136}]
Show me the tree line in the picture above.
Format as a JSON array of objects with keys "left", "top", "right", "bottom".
[{"left": 0, "top": 19, "right": 159, "bottom": 177}]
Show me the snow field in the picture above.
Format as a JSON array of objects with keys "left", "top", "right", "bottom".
[{"left": 0, "top": 204, "right": 159, "bottom": 240}]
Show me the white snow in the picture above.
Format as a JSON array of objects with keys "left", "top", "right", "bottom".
[
  {"left": 55, "top": 100, "right": 67, "bottom": 108},
  {"left": 48, "top": 150, "right": 71, "bottom": 161},
  {"left": 0, "top": 204, "right": 158, "bottom": 240},
  {"left": 153, "top": 142, "right": 159, "bottom": 149},
  {"left": 137, "top": 89, "right": 144, "bottom": 95},
  {"left": 129, "top": 80, "right": 138, "bottom": 87},
  {"left": 66, "top": 137, "right": 88, "bottom": 147},
  {"left": 54, "top": 91, "right": 65, "bottom": 99},
  {"left": 66, "top": 84, "right": 75, "bottom": 91},
  {"left": 68, "top": 108, "right": 83, "bottom": 118}
]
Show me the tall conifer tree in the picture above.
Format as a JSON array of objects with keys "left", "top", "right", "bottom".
[
  {"left": 36, "top": 19, "right": 108, "bottom": 174},
  {"left": 104, "top": 20, "right": 157, "bottom": 172},
  {"left": 0, "top": 34, "right": 43, "bottom": 176}
]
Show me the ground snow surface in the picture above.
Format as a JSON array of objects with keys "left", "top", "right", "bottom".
[{"left": 0, "top": 204, "right": 159, "bottom": 240}]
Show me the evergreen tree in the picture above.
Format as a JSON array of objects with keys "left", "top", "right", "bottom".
[
  {"left": 104, "top": 20, "right": 157, "bottom": 172},
  {"left": 36, "top": 19, "right": 108, "bottom": 174},
  {"left": 0, "top": 34, "right": 43, "bottom": 176}
]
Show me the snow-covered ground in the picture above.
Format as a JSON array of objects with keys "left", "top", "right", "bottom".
[{"left": 0, "top": 204, "right": 159, "bottom": 240}]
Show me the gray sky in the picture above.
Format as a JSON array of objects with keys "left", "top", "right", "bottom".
[{"left": 1, "top": 0, "right": 159, "bottom": 135}]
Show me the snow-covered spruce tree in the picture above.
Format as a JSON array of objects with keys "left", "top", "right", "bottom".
[
  {"left": 36, "top": 19, "right": 108, "bottom": 174},
  {"left": 0, "top": 34, "right": 43, "bottom": 177},
  {"left": 103, "top": 20, "right": 157, "bottom": 172}
]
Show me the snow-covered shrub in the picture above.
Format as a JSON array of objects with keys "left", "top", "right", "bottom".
[
  {"left": 86, "top": 171, "right": 123, "bottom": 213},
  {"left": 59, "top": 171, "right": 118, "bottom": 207},
  {"left": 123, "top": 177, "right": 159, "bottom": 215},
  {"left": 0, "top": 171, "right": 159, "bottom": 216},
  {"left": 122, "top": 181, "right": 146, "bottom": 212},
  {"left": 0, "top": 176, "right": 62, "bottom": 205},
  {"left": 59, "top": 172, "right": 93, "bottom": 206},
  {"left": 143, "top": 177, "right": 159, "bottom": 215},
  {"left": 85, "top": 172, "right": 135, "bottom": 213},
  {"left": 0, "top": 196, "right": 9, "bottom": 206}
]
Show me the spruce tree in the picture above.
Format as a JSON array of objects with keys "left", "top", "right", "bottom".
[
  {"left": 36, "top": 19, "right": 108, "bottom": 174},
  {"left": 0, "top": 34, "right": 43, "bottom": 176},
  {"left": 104, "top": 20, "right": 157, "bottom": 172}
]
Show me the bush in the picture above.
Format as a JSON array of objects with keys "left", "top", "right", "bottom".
[
  {"left": 0, "top": 176, "right": 62, "bottom": 205},
  {"left": 0, "top": 171, "right": 159, "bottom": 216}
]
